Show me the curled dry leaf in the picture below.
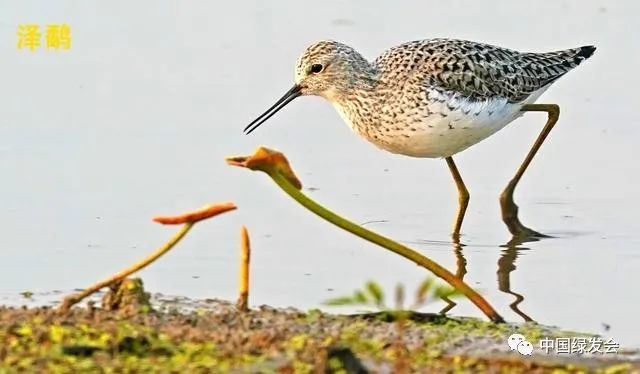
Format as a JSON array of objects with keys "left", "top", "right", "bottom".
[
  {"left": 153, "top": 202, "right": 237, "bottom": 225},
  {"left": 226, "top": 147, "right": 302, "bottom": 190}
]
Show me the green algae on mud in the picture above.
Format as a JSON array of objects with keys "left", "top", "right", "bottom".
[{"left": 1, "top": 301, "right": 638, "bottom": 373}]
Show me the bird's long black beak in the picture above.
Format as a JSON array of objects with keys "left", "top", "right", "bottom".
[{"left": 244, "top": 85, "right": 301, "bottom": 135}]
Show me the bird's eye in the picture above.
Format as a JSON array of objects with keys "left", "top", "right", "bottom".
[{"left": 310, "top": 63, "right": 323, "bottom": 73}]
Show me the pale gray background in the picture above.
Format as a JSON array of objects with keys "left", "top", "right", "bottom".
[{"left": 1, "top": 1, "right": 639, "bottom": 346}]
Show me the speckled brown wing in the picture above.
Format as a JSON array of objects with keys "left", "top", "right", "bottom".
[{"left": 374, "top": 39, "right": 596, "bottom": 103}]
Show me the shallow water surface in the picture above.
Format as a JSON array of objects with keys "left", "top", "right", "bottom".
[{"left": 1, "top": 1, "right": 639, "bottom": 346}]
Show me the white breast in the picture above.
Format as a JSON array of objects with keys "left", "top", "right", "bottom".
[{"left": 332, "top": 86, "right": 549, "bottom": 158}]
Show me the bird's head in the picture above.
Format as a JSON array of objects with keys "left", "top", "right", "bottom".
[{"left": 244, "top": 40, "right": 374, "bottom": 135}]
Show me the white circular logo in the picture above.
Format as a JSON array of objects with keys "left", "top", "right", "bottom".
[
  {"left": 507, "top": 334, "right": 526, "bottom": 351},
  {"left": 517, "top": 341, "right": 534, "bottom": 355},
  {"left": 508, "top": 333, "right": 534, "bottom": 356}
]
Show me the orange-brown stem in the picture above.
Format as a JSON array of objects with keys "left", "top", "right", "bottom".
[
  {"left": 236, "top": 226, "right": 251, "bottom": 312},
  {"left": 59, "top": 203, "right": 236, "bottom": 313}
]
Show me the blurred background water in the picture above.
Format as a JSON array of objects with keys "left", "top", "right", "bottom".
[{"left": 1, "top": 0, "right": 639, "bottom": 346}]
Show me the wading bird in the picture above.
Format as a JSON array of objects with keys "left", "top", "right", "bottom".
[{"left": 244, "top": 39, "right": 595, "bottom": 240}]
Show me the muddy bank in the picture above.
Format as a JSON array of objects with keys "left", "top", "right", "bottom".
[{"left": 1, "top": 295, "right": 638, "bottom": 373}]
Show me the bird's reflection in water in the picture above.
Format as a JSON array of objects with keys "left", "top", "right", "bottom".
[
  {"left": 439, "top": 239, "right": 467, "bottom": 315},
  {"left": 439, "top": 236, "right": 536, "bottom": 322},
  {"left": 497, "top": 236, "right": 538, "bottom": 322}
]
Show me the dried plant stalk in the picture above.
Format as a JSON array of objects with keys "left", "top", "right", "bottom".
[
  {"left": 236, "top": 226, "right": 251, "bottom": 312},
  {"left": 59, "top": 202, "right": 237, "bottom": 313},
  {"left": 227, "top": 147, "right": 504, "bottom": 323}
]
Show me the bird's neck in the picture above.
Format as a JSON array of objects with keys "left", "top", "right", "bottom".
[
  {"left": 322, "top": 58, "right": 382, "bottom": 136},
  {"left": 327, "top": 78, "right": 380, "bottom": 137}
]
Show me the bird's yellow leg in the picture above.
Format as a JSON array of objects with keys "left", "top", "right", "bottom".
[
  {"left": 501, "top": 103, "right": 560, "bottom": 239},
  {"left": 445, "top": 156, "right": 470, "bottom": 240}
]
